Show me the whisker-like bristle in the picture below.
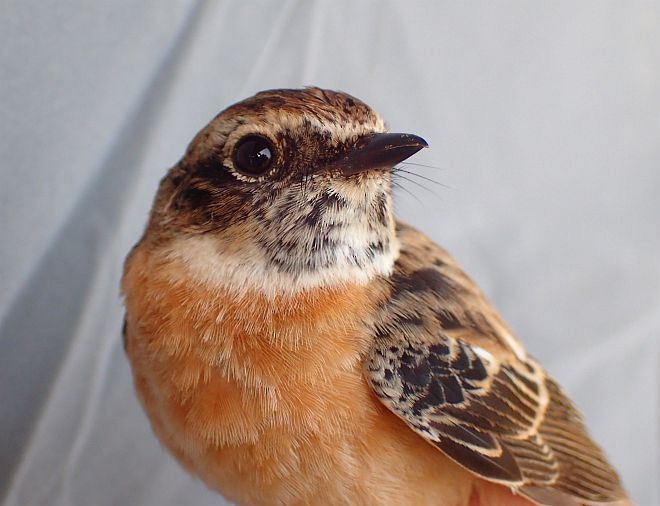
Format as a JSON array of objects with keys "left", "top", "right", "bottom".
[
  {"left": 393, "top": 167, "right": 451, "bottom": 190},
  {"left": 393, "top": 173, "right": 438, "bottom": 196},
  {"left": 399, "top": 161, "right": 449, "bottom": 171},
  {"left": 391, "top": 180, "right": 423, "bottom": 205}
]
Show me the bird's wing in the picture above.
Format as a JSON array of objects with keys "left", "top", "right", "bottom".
[{"left": 366, "top": 223, "right": 627, "bottom": 506}]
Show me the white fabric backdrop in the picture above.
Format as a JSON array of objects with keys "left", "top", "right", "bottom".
[{"left": 1, "top": 1, "right": 658, "bottom": 505}]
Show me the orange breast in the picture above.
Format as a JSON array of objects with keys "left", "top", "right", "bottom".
[{"left": 122, "top": 246, "right": 534, "bottom": 506}]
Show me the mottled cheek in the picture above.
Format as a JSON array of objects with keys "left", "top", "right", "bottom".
[
  {"left": 170, "top": 158, "right": 263, "bottom": 231},
  {"left": 180, "top": 187, "right": 214, "bottom": 209},
  {"left": 176, "top": 186, "right": 253, "bottom": 231}
]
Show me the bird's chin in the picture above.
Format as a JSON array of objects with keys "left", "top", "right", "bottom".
[{"left": 324, "top": 169, "right": 392, "bottom": 200}]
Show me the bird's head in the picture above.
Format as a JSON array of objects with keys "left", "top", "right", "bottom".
[{"left": 147, "top": 87, "right": 427, "bottom": 295}]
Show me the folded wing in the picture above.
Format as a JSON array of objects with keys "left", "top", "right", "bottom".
[{"left": 366, "top": 223, "right": 627, "bottom": 505}]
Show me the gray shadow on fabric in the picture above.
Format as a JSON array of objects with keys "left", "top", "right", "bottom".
[{"left": 0, "top": 1, "right": 207, "bottom": 498}]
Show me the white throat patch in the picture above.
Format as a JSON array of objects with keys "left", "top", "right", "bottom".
[{"left": 163, "top": 231, "right": 399, "bottom": 298}]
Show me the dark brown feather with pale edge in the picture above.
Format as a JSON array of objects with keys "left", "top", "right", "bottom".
[{"left": 367, "top": 223, "right": 627, "bottom": 506}]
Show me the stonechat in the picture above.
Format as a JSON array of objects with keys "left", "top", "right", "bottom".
[{"left": 122, "top": 87, "right": 629, "bottom": 505}]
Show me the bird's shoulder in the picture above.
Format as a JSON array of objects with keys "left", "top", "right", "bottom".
[{"left": 384, "top": 221, "right": 526, "bottom": 360}]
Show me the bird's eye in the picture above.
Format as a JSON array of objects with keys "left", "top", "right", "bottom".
[{"left": 232, "top": 135, "right": 275, "bottom": 177}]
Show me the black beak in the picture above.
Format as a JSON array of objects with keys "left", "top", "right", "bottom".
[{"left": 328, "top": 133, "right": 428, "bottom": 176}]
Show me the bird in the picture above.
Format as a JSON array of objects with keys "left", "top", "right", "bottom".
[{"left": 122, "top": 87, "right": 630, "bottom": 506}]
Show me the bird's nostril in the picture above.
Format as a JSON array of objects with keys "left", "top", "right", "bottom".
[{"left": 354, "top": 134, "right": 375, "bottom": 150}]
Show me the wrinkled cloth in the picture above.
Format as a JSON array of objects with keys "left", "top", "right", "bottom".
[{"left": 1, "top": 1, "right": 658, "bottom": 505}]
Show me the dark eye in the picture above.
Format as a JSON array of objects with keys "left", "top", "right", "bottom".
[{"left": 232, "top": 135, "right": 275, "bottom": 177}]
